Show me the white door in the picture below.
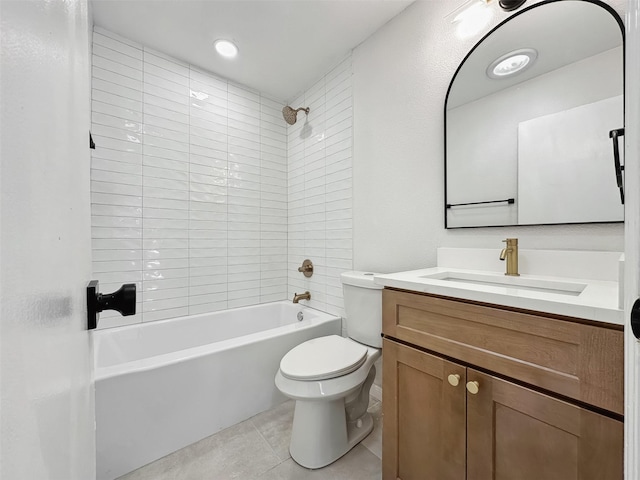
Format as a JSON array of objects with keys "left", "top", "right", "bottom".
[
  {"left": 0, "top": 1, "right": 95, "bottom": 479},
  {"left": 626, "top": 0, "right": 640, "bottom": 478}
]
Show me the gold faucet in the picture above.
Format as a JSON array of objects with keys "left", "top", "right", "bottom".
[
  {"left": 499, "top": 238, "right": 520, "bottom": 276},
  {"left": 292, "top": 291, "right": 311, "bottom": 303}
]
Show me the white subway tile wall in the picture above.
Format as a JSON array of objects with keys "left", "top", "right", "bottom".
[
  {"left": 91, "top": 27, "right": 289, "bottom": 327},
  {"left": 91, "top": 27, "right": 351, "bottom": 328},
  {"left": 287, "top": 57, "right": 353, "bottom": 319}
]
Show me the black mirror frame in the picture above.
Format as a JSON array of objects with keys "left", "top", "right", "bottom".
[{"left": 443, "top": 0, "right": 625, "bottom": 229}]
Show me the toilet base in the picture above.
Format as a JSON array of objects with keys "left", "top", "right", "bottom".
[{"left": 289, "top": 399, "right": 374, "bottom": 470}]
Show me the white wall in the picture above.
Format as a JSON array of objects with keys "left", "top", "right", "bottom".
[
  {"left": 90, "top": 28, "right": 288, "bottom": 328},
  {"left": 353, "top": 0, "right": 627, "bottom": 274},
  {"left": 1, "top": 1, "right": 95, "bottom": 478},
  {"left": 287, "top": 57, "right": 353, "bottom": 319}
]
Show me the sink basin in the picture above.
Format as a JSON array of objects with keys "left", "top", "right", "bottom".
[
  {"left": 373, "top": 248, "right": 623, "bottom": 325},
  {"left": 419, "top": 271, "right": 587, "bottom": 296}
]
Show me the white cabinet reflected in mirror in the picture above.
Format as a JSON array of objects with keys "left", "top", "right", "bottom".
[{"left": 445, "top": 0, "right": 624, "bottom": 228}]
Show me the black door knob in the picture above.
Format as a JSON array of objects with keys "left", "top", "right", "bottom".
[
  {"left": 632, "top": 298, "right": 640, "bottom": 340},
  {"left": 87, "top": 280, "right": 136, "bottom": 330},
  {"left": 98, "top": 283, "right": 136, "bottom": 316}
]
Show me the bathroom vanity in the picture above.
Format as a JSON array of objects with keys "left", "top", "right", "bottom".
[
  {"left": 377, "top": 249, "right": 624, "bottom": 480},
  {"left": 379, "top": 0, "right": 627, "bottom": 474}
]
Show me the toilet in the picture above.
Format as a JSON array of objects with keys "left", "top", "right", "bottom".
[{"left": 275, "top": 271, "right": 382, "bottom": 469}]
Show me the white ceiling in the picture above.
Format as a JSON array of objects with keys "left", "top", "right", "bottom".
[{"left": 90, "top": 0, "right": 414, "bottom": 102}]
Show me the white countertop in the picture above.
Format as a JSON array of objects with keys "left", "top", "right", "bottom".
[{"left": 374, "top": 248, "right": 624, "bottom": 326}]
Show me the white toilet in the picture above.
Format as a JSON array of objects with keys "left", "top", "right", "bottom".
[{"left": 275, "top": 271, "right": 382, "bottom": 469}]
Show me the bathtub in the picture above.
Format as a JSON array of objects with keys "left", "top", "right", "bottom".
[{"left": 94, "top": 301, "right": 341, "bottom": 480}]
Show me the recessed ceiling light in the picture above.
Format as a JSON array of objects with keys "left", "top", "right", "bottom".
[
  {"left": 214, "top": 39, "right": 238, "bottom": 58},
  {"left": 487, "top": 48, "right": 537, "bottom": 79}
]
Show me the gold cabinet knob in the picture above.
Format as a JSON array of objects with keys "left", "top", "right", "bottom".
[
  {"left": 466, "top": 381, "right": 480, "bottom": 395},
  {"left": 447, "top": 374, "right": 460, "bottom": 387}
]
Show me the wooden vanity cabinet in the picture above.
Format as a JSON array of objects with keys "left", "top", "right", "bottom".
[
  {"left": 382, "top": 339, "right": 466, "bottom": 480},
  {"left": 382, "top": 289, "right": 624, "bottom": 480},
  {"left": 466, "top": 368, "right": 623, "bottom": 480}
]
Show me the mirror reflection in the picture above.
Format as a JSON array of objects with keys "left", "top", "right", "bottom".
[{"left": 445, "top": 0, "right": 624, "bottom": 228}]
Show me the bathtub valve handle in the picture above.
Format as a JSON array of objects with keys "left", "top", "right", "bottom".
[
  {"left": 87, "top": 280, "right": 136, "bottom": 330},
  {"left": 297, "top": 259, "right": 314, "bottom": 277}
]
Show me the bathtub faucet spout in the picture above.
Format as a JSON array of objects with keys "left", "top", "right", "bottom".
[{"left": 292, "top": 291, "right": 311, "bottom": 303}]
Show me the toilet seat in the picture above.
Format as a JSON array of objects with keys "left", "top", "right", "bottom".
[{"left": 280, "top": 335, "right": 368, "bottom": 381}]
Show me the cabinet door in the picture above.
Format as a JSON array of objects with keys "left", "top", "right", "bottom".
[
  {"left": 382, "top": 339, "right": 466, "bottom": 480},
  {"left": 466, "top": 369, "right": 623, "bottom": 480}
]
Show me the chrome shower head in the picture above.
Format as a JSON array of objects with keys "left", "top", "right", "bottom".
[{"left": 282, "top": 106, "right": 310, "bottom": 125}]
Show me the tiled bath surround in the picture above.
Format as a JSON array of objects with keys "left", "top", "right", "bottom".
[
  {"left": 90, "top": 27, "right": 353, "bottom": 328},
  {"left": 287, "top": 58, "right": 353, "bottom": 319},
  {"left": 91, "top": 27, "right": 288, "bottom": 327}
]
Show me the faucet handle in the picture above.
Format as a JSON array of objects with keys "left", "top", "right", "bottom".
[{"left": 297, "top": 259, "right": 313, "bottom": 277}]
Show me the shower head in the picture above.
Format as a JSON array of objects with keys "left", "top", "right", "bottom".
[{"left": 282, "top": 106, "right": 310, "bottom": 125}]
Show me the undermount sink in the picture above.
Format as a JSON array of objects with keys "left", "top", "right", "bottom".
[
  {"left": 419, "top": 271, "right": 587, "bottom": 296},
  {"left": 373, "top": 248, "right": 623, "bottom": 325}
]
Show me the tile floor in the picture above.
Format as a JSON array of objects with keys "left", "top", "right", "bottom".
[{"left": 118, "top": 397, "right": 382, "bottom": 480}]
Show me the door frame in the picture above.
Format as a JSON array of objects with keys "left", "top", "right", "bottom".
[{"left": 624, "top": 0, "right": 640, "bottom": 478}]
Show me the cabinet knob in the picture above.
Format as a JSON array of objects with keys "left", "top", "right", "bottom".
[
  {"left": 466, "top": 381, "right": 480, "bottom": 395},
  {"left": 447, "top": 374, "right": 461, "bottom": 387}
]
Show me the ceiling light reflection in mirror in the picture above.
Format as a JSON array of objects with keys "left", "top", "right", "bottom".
[{"left": 487, "top": 48, "right": 537, "bottom": 78}]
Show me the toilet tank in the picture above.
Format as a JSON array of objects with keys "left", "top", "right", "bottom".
[{"left": 341, "top": 271, "right": 383, "bottom": 348}]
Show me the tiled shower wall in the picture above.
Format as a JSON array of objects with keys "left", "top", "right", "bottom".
[
  {"left": 90, "top": 27, "right": 288, "bottom": 328},
  {"left": 91, "top": 27, "right": 352, "bottom": 328},
  {"left": 287, "top": 57, "right": 353, "bottom": 319}
]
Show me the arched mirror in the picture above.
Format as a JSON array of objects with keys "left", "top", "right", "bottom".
[{"left": 444, "top": 0, "right": 624, "bottom": 228}]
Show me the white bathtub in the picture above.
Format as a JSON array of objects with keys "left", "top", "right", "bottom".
[{"left": 94, "top": 301, "right": 341, "bottom": 480}]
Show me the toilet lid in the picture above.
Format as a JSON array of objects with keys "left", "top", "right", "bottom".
[{"left": 280, "top": 335, "right": 368, "bottom": 381}]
